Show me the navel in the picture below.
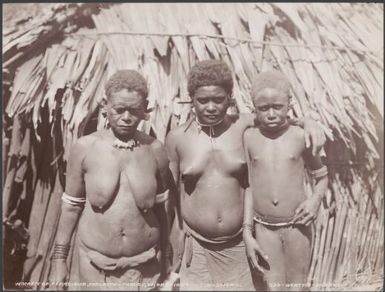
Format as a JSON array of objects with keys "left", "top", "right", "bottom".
[
  {"left": 217, "top": 216, "right": 222, "bottom": 223},
  {"left": 272, "top": 199, "right": 279, "bottom": 206},
  {"left": 120, "top": 229, "right": 126, "bottom": 237}
]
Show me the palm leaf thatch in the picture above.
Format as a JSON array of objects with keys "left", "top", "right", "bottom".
[{"left": 2, "top": 3, "right": 383, "bottom": 289}]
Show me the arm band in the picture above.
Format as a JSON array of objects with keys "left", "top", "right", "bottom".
[
  {"left": 155, "top": 189, "right": 169, "bottom": 204},
  {"left": 62, "top": 192, "right": 86, "bottom": 206},
  {"left": 310, "top": 166, "right": 328, "bottom": 179}
]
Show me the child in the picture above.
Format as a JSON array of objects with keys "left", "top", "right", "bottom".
[{"left": 242, "top": 71, "right": 328, "bottom": 291}]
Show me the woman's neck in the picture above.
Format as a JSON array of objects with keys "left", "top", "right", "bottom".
[
  {"left": 108, "top": 128, "right": 137, "bottom": 142},
  {"left": 195, "top": 115, "right": 230, "bottom": 138}
]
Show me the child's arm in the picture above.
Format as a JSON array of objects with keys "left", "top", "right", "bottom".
[
  {"left": 293, "top": 149, "right": 328, "bottom": 226},
  {"left": 243, "top": 187, "right": 268, "bottom": 273},
  {"left": 242, "top": 129, "right": 268, "bottom": 273}
]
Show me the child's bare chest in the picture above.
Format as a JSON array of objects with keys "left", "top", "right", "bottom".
[{"left": 249, "top": 131, "right": 305, "bottom": 167}]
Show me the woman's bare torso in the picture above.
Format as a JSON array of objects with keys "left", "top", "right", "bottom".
[
  {"left": 176, "top": 116, "right": 250, "bottom": 239},
  {"left": 246, "top": 126, "right": 307, "bottom": 218},
  {"left": 78, "top": 132, "right": 160, "bottom": 257}
]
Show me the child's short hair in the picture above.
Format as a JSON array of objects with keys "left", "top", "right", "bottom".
[
  {"left": 105, "top": 70, "right": 148, "bottom": 99},
  {"left": 251, "top": 70, "right": 290, "bottom": 98},
  {"left": 187, "top": 60, "right": 233, "bottom": 97}
]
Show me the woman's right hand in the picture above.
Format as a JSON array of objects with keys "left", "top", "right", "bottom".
[
  {"left": 48, "top": 259, "right": 68, "bottom": 290},
  {"left": 243, "top": 233, "right": 268, "bottom": 274}
]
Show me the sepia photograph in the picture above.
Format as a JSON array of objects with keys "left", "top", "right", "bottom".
[{"left": 2, "top": 2, "right": 384, "bottom": 291}]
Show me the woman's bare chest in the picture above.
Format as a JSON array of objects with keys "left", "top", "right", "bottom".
[
  {"left": 179, "top": 134, "right": 246, "bottom": 177},
  {"left": 82, "top": 142, "right": 158, "bottom": 209}
]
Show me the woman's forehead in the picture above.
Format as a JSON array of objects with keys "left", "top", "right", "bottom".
[{"left": 193, "top": 85, "right": 228, "bottom": 97}]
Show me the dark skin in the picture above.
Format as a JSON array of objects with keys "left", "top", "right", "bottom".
[
  {"left": 243, "top": 87, "right": 328, "bottom": 291},
  {"left": 49, "top": 89, "right": 173, "bottom": 288},
  {"left": 166, "top": 85, "right": 326, "bottom": 246},
  {"left": 167, "top": 86, "right": 248, "bottom": 240}
]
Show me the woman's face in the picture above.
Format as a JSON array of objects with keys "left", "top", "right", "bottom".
[
  {"left": 192, "top": 85, "right": 230, "bottom": 125},
  {"left": 105, "top": 89, "right": 147, "bottom": 139}
]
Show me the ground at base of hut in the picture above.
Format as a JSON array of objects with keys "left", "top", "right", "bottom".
[{"left": 311, "top": 273, "right": 383, "bottom": 291}]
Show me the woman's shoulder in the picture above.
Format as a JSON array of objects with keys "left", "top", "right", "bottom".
[
  {"left": 74, "top": 131, "right": 102, "bottom": 148},
  {"left": 166, "top": 120, "right": 192, "bottom": 140}
]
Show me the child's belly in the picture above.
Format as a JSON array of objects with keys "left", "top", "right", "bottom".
[
  {"left": 182, "top": 174, "right": 244, "bottom": 240},
  {"left": 253, "top": 192, "right": 306, "bottom": 219},
  {"left": 251, "top": 166, "right": 306, "bottom": 219}
]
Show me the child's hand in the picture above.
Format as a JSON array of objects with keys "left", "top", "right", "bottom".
[
  {"left": 292, "top": 195, "right": 322, "bottom": 226},
  {"left": 243, "top": 233, "right": 268, "bottom": 274}
]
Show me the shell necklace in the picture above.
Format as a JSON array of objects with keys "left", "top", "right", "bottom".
[{"left": 112, "top": 137, "right": 140, "bottom": 151}]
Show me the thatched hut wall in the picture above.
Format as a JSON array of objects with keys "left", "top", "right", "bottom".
[{"left": 2, "top": 3, "right": 383, "bottom": 289}]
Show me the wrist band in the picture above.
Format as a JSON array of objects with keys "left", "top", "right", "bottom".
[{"left": 51, "top": 244, "right": 70, "bottom": 260}]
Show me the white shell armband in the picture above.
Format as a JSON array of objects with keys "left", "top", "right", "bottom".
[
  {"left": 155, "top": 190, "right": 169, "bottom": 204},
  {"left": 62, "top": 192, "right": 86, "bottom": 206},
  {"left": 310, "top": 166, "right": 328, "bottom": 179}
]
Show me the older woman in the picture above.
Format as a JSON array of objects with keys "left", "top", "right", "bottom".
[
  {"left": 48, "top": 70, "right": 172, "bottom": 290},
  {"left": 166, "top": 60, "right": 324, "bottom": 291}
]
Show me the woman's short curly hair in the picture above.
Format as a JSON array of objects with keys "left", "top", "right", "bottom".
[
  {"left": 187, "top": 60, "right": 233, "bottom": 97},
  {"left": 105, "top": 70, "right": 148, "bottom": 99}
]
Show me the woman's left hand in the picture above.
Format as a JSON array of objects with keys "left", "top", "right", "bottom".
[{"left": 303, "top": 117, "right": 326, "bottom": 155}]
